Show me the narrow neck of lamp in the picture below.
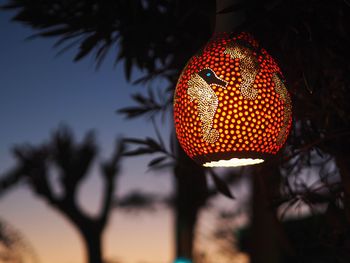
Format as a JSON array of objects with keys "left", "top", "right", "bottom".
[{"left": 215, "top": 0, "right": 246, "bottom": 33}]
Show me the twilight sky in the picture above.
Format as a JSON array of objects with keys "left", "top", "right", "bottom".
[
  {"left": 0, "top": 7, "right": 250, "bottom": 263},
  {"left": 0, "top": 8, "right": 175, "bottom": 263}
]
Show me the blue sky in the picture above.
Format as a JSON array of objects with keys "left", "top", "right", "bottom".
[
  {"left": 0, "top": 10, "right": 148, "bottom": 162},
  {"left": 0, "top": 9, "right": 174, "bottom": 189}
]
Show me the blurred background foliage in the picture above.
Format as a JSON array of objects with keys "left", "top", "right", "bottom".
[{"left": 0, "top": 217, "right": 38, "bottom": 263}]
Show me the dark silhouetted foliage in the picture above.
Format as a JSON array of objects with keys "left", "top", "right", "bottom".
[
  {"left": 1, "top": 126, "right": 124, "bottom": 263},
  {"left": 0, "top": 217, "right": 39, "bottom": 263}
]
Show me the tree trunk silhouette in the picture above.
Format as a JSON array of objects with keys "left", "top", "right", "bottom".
[
  {"left": 175, "top": 198, "right": 198, "bottom": 259},
  {"left": 250, "top": 161, "right": 283, "bottom": 263},
  {"left": 174, "top": 142, "right": 209, "bottom": 261},
  {"left": 81, "top": 227, "right": 103, "bottom": 263},
  {"left": 47, "top": 191, "right": 109, "bottom": 263},
  {"left": 335, "top": 154, "right": 350, "bottom": 223}
]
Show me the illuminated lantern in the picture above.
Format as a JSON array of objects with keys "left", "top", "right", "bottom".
[{"left": 173, "top": 32, "right": 292, "bottom": 167}]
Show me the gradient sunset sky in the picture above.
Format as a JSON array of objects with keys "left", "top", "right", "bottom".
[{"left": 0, "top": 8, "right": 175, "bottom": 263}]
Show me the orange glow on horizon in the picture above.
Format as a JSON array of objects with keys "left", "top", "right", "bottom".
[{"left": 0, "top": 188, "right": 172, "bottom": 263}]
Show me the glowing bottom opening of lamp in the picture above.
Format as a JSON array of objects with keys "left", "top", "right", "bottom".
[{"left": 203, "top": 158, "right": 264, "bottom": 167}]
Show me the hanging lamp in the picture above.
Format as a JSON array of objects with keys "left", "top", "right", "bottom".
[{"left": 173, "top": 32, "right": 292, "bottom": 167}]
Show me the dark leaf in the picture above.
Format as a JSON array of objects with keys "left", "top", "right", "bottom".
[
  {"left": 132, "top": 93, "right": 149, "bottom": 105},
  {"left": 145, "top": 137, "right": 162, "bottom": 151},
  {"left": 74, "top": 33, "right": 101, "bottom": 61},
  {"left": 55, "top": 37, "right": 85, "bottom": 57},
  {"left": 123, "top": 137, "right": 148, "bottom": 144},
  {"left": 124, "top": 57, "right": 132, "bottom": 81},
  {"left": 210, "top": 171, "right": 235, "bottom": 199},
  {"left": 116, "top": 191, "right": 158, "bottom": 211},
  {"left": 147, "top": 161, "right": 175, "bottom": 170},
  {"left": 117, "top": 90, "right": 164, "bottom": 119},
  {"left": 29, "top": 27, "right": 72, "bottom": 39},
  {"left": 117, "top": 107, "right": 150, "bottom": 118},
  {"left": 123, "top": 148, "right": 156, "bottom": 156},
  {"left": 148, "top": 156, "right": 167, "bottom": 167},
  {"left": 53, "top": 32, "right": 85, "bottom": 48},
  {"left": 132, "top": 73, "right": 156, "bottom": 85},
  {"left": 95, "top": 42, "right": 112, "bottom": 70}
]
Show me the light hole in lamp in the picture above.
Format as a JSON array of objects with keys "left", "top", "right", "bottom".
[{"left": 203, "top": 158, "right": 264, "bottom": 167}]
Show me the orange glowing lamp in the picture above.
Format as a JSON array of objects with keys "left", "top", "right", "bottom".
[{"left": 174, "top": 32, "right": 292, "bottom": 167}]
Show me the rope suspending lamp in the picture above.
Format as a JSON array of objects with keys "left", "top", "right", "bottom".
[{"left": 173, "top": 2, "right": 292, "bottom": 168}]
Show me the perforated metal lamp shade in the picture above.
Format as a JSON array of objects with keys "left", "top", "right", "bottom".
[{"left": 174, "top": 32, "right": 292, "bottom": 167}]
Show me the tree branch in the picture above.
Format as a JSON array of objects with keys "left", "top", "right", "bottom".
[
  {"left": 0, "top": 166, "right": 25, "bottom": 197},
  {"left": 98, "top": 140, "right": 123, "bottom": 226}
]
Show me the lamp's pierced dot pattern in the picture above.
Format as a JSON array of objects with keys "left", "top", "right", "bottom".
[
  {"left": 272, "top": 73, "right": 293, "bottom": 145},
  {"left": 224, "top": 43, "right": 259, "bottom": 100},
  {"left": 174, "top": 32, "right": 292, "bottom": 166}
]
